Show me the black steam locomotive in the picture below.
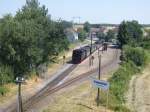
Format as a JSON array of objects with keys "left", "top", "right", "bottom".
[
  {"left": 72, "top": 44, "right": 98, "bottom": 64},
  {"left": 72, "top": 41, "right": 109, "bottom": 64}
]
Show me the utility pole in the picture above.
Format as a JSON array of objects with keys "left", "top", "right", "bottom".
[
  {"left": 18, "top": 83, "right": 22, "bottom": 112},
  {"left": 15, "top": 77, "right": 25, "bottom": 112},
  {"left": 78, "top": 17, "right": 81, "bottom": 24},
  {"left": 72, "top": 16, "right": 81, "bottom": 25},
  {"left": 90, "top": 32, "right": 92, "bottom": 54},
  {"left": 97, "top": 51, "right": 101, "bottom": 106},
  {"left": 89, "top": 32, "right": 93, "bottom": 67}
]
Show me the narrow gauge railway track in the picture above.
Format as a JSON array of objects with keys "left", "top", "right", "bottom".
[
  {"left": 7, "top": 64, "right": 77, "bottom": 112},
  {"left": 6, "top": 45, "right": 103, "bottom": 112},
  {"left": 23, "top": 49, "right": 119, "bottom": 111},
  {"left": 7, "top": 46, "right": 118, "bottom": 112}
]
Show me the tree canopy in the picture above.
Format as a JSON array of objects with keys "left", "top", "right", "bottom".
[
  {"left": 97, "top": 32, "right": 106, "bottom": 40},
  {"left": 97, "top": 30, "right": 115, "bottom": 42},
  {"left": 84, "top": 22, "right": 90, "bottom": 32},
  {"left": 0, "top": 0, "right": 69, "bottom": 78},
  {"left": 77, "top": 28, "right": 86, "bottom": 41},
  {"left": 117, "top": 20, "right": 143, "bottom": 47},
  {"left": 61, "top": 20, "right": 73, "bottom": 29},
  {"left": 105, "top": 30, "right": 115, "bottom": 42}
]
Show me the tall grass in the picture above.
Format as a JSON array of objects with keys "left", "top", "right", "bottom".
[
  {"left": 0, "top": 86, "right": 9, "bottom": 96},
  {"left": 99, "top": 46, "right": 149, "bottom": 112},
  {"left": 0, "top": 65, "right": 14, "bottom": 95}
]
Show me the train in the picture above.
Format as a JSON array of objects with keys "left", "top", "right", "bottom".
[{"left": 72, "top": 42, "right": 102, "bottom": 64}]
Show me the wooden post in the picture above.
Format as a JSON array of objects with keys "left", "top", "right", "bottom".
[
  {"left": 15, "top": 77, "right": 25, "bottom": 112},
  {"left": 97, "top": 54, "right": 101, "bottom": 106},
  {"left": 105, "top": 88, "right": 109, "bottom": 112},
  {"left": 90, "top": 32, "right": 92, "bottom": 54},
  {"left": 63, "top": 55, "right": 65, "bottom": 65},
  {"left": 18, "top": 83, "right": 23, "bottom": 112}
]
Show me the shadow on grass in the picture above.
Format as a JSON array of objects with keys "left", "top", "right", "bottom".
[{"left": 76, "top": 103, "right": 93, "bottom": 110}]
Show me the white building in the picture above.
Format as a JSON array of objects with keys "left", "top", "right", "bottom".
[
  {"left": 65, "top": 28, "right": 78, "bottom": 43},
  {"left": 73, "top": 24, "right": 84, "bottom": 31}
]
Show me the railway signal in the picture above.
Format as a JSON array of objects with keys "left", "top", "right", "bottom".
[
  {"left": 15, "top": 77, "right": 25, "bottom": 112},
  {"left": 90, "top": 32, "right": 93, "bottom": 54}
]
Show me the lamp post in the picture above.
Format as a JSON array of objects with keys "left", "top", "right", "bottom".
[{"left": 15, "top": 77, "right": 25, "bottom": 112}]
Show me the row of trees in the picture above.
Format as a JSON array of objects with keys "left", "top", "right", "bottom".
[
  {"left": 78, "top": 22, "right": 116, "bottom": 42},
  {"left": 117, "top": 20, "right": 143, "bottom": 47},
  {"left": 0, "top": 0, "right": 69, "bottom": 85},
  {"left": 97, "top": 30, "right": 116, "bottom": 42},
  {"left": 77, "top": 22, "right": 91, "bottom": 41},
  {"left": 97, "top": 20, "right": 144, "bottom": 44},
  {"left": 117, "top": 20, "right": 148, "bottom": 66},
  {"left": 61, "top": 20, "right": 90, "bottom": 42},
  {"left": 77, "top": 29, "right": 87, "bottom": 41}
]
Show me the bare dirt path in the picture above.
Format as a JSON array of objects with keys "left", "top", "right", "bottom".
[{"left": 126, "top": 65, "right": 150, "bottom": 112}]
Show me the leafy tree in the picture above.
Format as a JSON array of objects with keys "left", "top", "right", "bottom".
[
  {"left": 140, "top": 38, "right": 150, "bottom": 49},
  {"left": 105, "top": 30, "right": 115, "bottom": 42},
  {"left": 84, "top": 22, "right": 90, "bottom": 32},
  {"left": 0, "top": 65, "right": 14, "bottom": 85},
  {"left": 0, "top": 0, "right": 69, "bottom": 77},
  {"left": 144, "top": 29, "right": 150, "bottom": 39},
  {"left": 97, "top": 32, "right": 106, "bottom": 40},
  {"left": 61, "top": 20, "right": 73, "bottom": 29},
  {"left": 78, "top": 28, "right": 86, "bottom": 41},
  {"left": 0, "top": 15, "right": 22, "bottom": 75},
  {"left": 117, "top": 20, "right": 143, "bottom": 47},
  {"left": 117, "top": 21, "right": 130, "bottom": 46},
  {"left": 122, "top": 45, "right": 146, "bottom": 66}
]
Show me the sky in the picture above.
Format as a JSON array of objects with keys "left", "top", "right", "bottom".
[{"left": 0, "top": 0, "right": 149, "bottom": 24}]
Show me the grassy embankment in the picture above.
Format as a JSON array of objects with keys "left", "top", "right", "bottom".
[{"left": 99, "top": 46, "right": 150, "bottom": 112}]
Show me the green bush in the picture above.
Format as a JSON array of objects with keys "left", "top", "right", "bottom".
[
  {"left": 0, "top": 65, "right": 14, "bottom": 85},
  {"left": 99, "top": 62, "right": 139, "bottom": 111},
  {"left": 0, "top": 86, "right": 9, "bottom": 96},
  {"left": 109, "top": 62, "right": 138, "bottom": 102},
  {"left": 104, "top": 45, "right": 149, "bottom": 111},
  {"left": 122, "top": 45, "right": 146, "bottom": 66},
  {"left": 140, "top": 39, "right": 150, "bottom": 49}
]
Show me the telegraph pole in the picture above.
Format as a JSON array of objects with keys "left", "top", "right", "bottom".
[
  {"left": 78, "top": 17, "right": 81, "bottom": 24},
  {"left": 97, "top": 50, "right": 101, "bottom": 106},
  {"left": 90, "top": 32, "right": 92, "bottom": 54},
  {"left": 89, "top": 32, "right": 93, "bottom": 67},
  {"left": 18, "top": 83, "right": 22, "bottom": 112}
]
